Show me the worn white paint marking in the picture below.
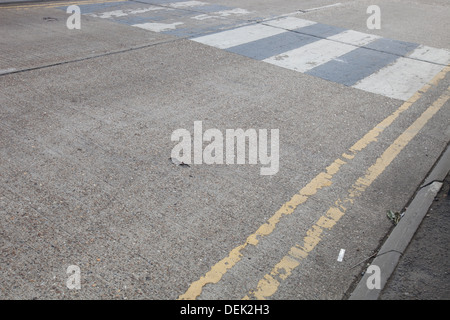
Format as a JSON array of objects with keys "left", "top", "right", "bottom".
[
  {"left": 407, "top": 45, "right": 450, "bottom": 66},
  {"left": 191, "top": 13, "right": 216, "bottom": 21},
  {"left": 87, "top": 9, "right": 128, "bottom": 18},
  {"left": 87, "top": 7, "right": 167, "bottom": 19},
  {"left": 353, "top": 57, "right": 444, "bottom": 100},
  {"left": 328, "top": 30, "right": 381, "bottom": 47},
  {"left": 337, "top": 249, "right": 346, "bottom": 262},
  {"left": 192, "top": 24, "right": 285, "bottom": 49},
  {"left": 166, "top": 1, "right": 208, "bottom": 8},
  {"left": 132, "top": 21, "right": 184, "bottom": 32},
  {"left": 192, "top": 14, "right": 215, "bottom": 21},
  {"left": 263, "top": 17, "right": 316, "bottom": 30},
  {"left": 129, "top": 7, "right": 168, "bottom": 15},
  {"left": 264, "top": 36, "right": 357, "bottom": 73},
  {"left": 192, "top": 8, "right": 251, "bottom": 21},
  {"left": 214, "top": 8, "right": 251, "bottom": 16}
]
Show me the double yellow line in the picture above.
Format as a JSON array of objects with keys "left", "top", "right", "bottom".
[
  {"left": 246, "top": 85, "right": 450, "bottom": 300},
  {"left": 179, "top": 66, "right": 450, "bottom": 300},
  {"left": 0, "top": 0, "right": 125, "bottom": 10}
]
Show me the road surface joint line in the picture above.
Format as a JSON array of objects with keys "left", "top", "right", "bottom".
[{"left": 0, "top": 38, "right": 183, "bottom": 77}]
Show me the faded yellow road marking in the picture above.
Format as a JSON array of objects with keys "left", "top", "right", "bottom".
[
  {"left": 179, "top": 66, "right": 450, "bottom": 300},
  {"left": 245, "top": 86, "right": 450, "bottom": 300}
]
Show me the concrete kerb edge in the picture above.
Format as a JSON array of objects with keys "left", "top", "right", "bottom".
[{"left": 348, "top": 144, "right": 450, "bottom": 300}]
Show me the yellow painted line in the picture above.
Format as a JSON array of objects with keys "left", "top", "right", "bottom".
[
  {"left": 245, "top": 85, "right": 450, "bottom": 300},
  {"left": 0, "top": 0, "right": 125, "bottom": 9},
  {"left": 178, "top": 66, "right": 450, "bottom": 300}
]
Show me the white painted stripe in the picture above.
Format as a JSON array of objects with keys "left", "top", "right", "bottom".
[
  {"left": 337, "top": 249, "right": 346, "bottom": 262},
  {"left": 192, "top": 24, "right": 286, "bottom": 49},
  {"left": 353, "top": 57, "right": 444, "bottom": 100},
  {"left": 263, "top": 17, "right": 316, "bottom": 30},
  {"left": 132, "top": 22, "right": 184, "bottom": 32},
  {"left": 328, "top": 30, "right": 381, "bottom": 47},
  {"left": 264, "top": 36, "right": 357, "bottom": 73},
  {"left": 407, "top": 45, "right": 450, "bottom": 66}
]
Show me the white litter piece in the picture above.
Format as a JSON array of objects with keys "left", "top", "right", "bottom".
[{"left": 337, "top": 249, "right": 346, "bottom": 262}]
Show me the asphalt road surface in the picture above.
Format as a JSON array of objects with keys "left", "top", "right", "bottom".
[{"left": 0, "top": 0, "right": 449, "bottom": 300}]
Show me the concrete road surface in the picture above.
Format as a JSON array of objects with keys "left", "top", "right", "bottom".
[{"left": 0, "top": 0, "right": 449, "bottom": 301}]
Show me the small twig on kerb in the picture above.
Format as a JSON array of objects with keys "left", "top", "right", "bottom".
[
  {"left": 349, "top": 250, "right": 404, "bottom": 270},
  {"left": 349, "top": 252, "right": 379, "bottom": 270}
]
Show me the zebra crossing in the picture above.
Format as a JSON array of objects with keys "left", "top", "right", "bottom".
[
  {"left": 192, "top": 17, "right": 449, "bottom": 100},
  {"left": 68, "top": 0, "right": 450, "bottom": 101}
]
